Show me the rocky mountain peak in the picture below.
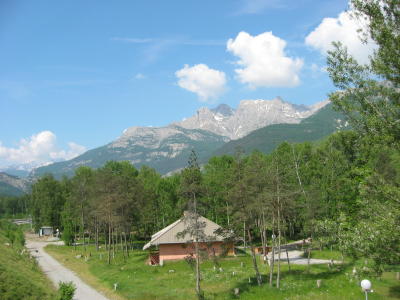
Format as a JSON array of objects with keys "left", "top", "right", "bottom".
[
  {"left": 211, "top": 104, "right": 235, "bottom": 117},
  {"left": 174, "top": 97, "right": 329, "bottom": 140}
]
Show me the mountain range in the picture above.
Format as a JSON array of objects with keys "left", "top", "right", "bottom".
[
  {"left": 1, "top": 97, "right": 347, "bottom": 193},
  {"left": 173, "top": 97, "right": 329, "bottom": 139},
  {"left": 0, "top": 172, "right": 30, "bottom": 196}
]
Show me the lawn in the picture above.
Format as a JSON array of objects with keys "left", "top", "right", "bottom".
[{"left": 45, "top": 244, "right": 400, "bottom": 300}]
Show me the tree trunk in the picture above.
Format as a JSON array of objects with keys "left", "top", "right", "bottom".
[
  {"left": 269, "top": 234, "right": 275, "bottom": 287},
  {"left": 74, "top": 223, "right": 77, "bottom": 251},
  {"left": 243, "top": 221, "right": 246, "bottom": 250},
  {"left": 193, "top": 193, "right": 202, "bottom": 300},
  {"left": 121, "top": 232, "right": 126, "bottom": 262},
  {"left": 104, "top": 228, "right": 107, "bottom": 251},
  {"left": 276, "top": 161, "right": 282, "bottom": 289},
  {"left": 112, "top": 228, "right": 116, "bottom": 260},
  {"left": 248, "top": 229, "right": 262, "bottom": 285},
  {"left": 262, "top": 211, "right": 267, "bottom": 259},
  {"left": 286, "top": 249, "right": 291, "bottom": 272},
  {"left": 277, "top": 207, "right": 282, "bottom": 288},
  {"left": 81, "top": 203, "right": 85, "bottom": 253},
  {"left": 95, "top": 219, "right": 99, "bottom": 251},
  {"left": 226, "top": 201, "right": 230, "bottom": 226},
  {"left": 108, "top": 220, "right": 111, "bottom": 265}
]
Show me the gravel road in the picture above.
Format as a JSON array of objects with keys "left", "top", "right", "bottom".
[
  {"left": 267, "top": 250, "right": 341, "bottom": 265},
  {"left": 26, "top": 237, "right": 110, "bottom": 300}
]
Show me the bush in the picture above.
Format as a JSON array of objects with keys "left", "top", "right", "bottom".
[
  {"left": 57, "top": 281, "right": 76, "bottom": 300},
  {"left": 61, "top": 223, "right": 74, "bottom": 246}
]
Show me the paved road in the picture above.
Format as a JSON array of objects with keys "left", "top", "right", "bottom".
[
  {"left": 26, "top": 237, "right": 110, "bottom": 300},
  {"left": 267, "top": 250, "right": 341, "bottom": 265}
]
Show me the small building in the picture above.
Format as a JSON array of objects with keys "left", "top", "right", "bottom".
[
  {"left": 39, "top": 226, "right": 53, "bottom": 237},
  {"left": 143, "top": 213, "right": 234, "bottom": 265}
]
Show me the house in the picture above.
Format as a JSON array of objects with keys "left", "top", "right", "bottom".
[
  {"left": 39, "top": 226, "right": 53, "bottom": 237},
  {"left": 143, "top": 212, "right": 234, "bottom": 265}
]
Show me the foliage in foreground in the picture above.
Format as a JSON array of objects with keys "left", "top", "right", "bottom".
[{"left": 57, "top": 281, "right": 76, "bottom": 300}]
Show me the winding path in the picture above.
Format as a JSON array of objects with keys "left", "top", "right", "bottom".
[{"left": 26, "top": 236, "right": 110, "bottom": 300}]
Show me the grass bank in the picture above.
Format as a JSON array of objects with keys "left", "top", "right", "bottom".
[
  {"left": 0, "top": 221, "right": 56, "bottom": 300},
  {"left": 45, "top": 244, "right": 400, "bottom": 300}
]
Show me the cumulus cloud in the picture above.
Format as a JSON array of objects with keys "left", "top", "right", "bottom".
[
  {"left": 175, "top": 64, "right": 227, "bottom": 102},
  {"left": 305, "top": 11, "right": 377, "bottom": 64},
  {"left": 227, "top": 31, "right": 303, "bottom": 88},
  {"left": 0, "top": 131, "right": 86, "bottom": 168}
]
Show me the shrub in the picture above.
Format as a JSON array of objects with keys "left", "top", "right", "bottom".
[{"left": 57, "top": 281, "right": 76, "bottom": 300}]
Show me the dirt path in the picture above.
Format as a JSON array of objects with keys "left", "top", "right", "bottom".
[{"left": 26, "top": 236, "right": 110, "bottom": 300}]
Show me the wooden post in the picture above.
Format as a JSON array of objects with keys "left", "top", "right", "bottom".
[
  {"left": 285, "top": 249, "right": 291, "bottom": 272},
  {"left": 316, "top": 280, "right": 322, "bottom": 288}
]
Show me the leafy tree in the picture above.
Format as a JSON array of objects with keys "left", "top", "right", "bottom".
[
  {"left": 203, "top": 155, "right": 234, "bottom": 226},
  {"left": 327, "top": 0, "right": 400, "bottom": 145},
  {"left": 69, "top": 166, "right": 93, "bottom": 250},
  {"left": 179, "top": 150, "right": 204, "bottom": 299},
  {"left": 328, "top": 0, "right": 400, "bottom": 274},
  {"left": 31, "top": 174, "right": 65, "bottom": 231}
]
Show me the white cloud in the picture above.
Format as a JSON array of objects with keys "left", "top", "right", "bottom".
[
  {"left": 175, "top": 64, "right": 227, "bottom": 102},
  {"left": 0, "top": 131, "right": 86, "bottom": 168},
  {"left": 305, "top": 11, "right": 377, "bottom": 64},
  {"left": 0, "top": 80, "right": 31, "bottom": 100},
  {"left": 112, "top": 37, "right": 224, "bottom": 46},
  {"left": 111, "top": 37, "right": 154, "bottom": 43},
  {"left": 134, "top": 73, "right": 147, "bottom": 80},
  {"left": 235, "top": 0, "right": 285, "bottom": 15},
  {"left": 227, "top": 31, "right": 303, "bottom": 88}
]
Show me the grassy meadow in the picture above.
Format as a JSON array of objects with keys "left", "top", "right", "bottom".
[
  {"left": 45, "top": 244, "right": 400, "bottom": 300},
  {"left": 0, "top": 222, "right": 56, "bottom": 300}
]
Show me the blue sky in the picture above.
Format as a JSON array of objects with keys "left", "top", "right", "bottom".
[{"left": 0, "top": 0, "right": 375, "bottom": 169}]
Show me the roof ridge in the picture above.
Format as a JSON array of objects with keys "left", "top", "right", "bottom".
[{"left": 143, "top": 217, "right": 183, "bottom": 250}]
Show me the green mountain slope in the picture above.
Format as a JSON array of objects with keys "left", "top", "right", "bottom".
[
  {"left": 0, "top": 173, "right": 28, "bottom": 197},
  {"left": 0, "top": 182, "right": 24, "bottom": 197},
  {"left": 211, "top": 104, "right": 347, "bottom": 157},
  {"left": 33, "top": 126, "right": 228, "bottom": 178}
]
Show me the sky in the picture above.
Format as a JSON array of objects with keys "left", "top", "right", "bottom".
[{"left": 0, "top": 0, "right": 376, "bottom": 169}]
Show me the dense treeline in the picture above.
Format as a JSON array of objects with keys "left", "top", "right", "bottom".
[
  {"left": 0, "top": 194, "right": 29, "bottom": 217},
  {"left": 25, "top": 127, "right": 399, "bottom": 277}
]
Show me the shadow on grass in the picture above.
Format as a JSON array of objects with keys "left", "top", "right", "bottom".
[
  {"left": 225, "top": 274, "right": 267, "bottom": 299},
  {"left": 225, "top": 263, "right": 350, "bottom": 299},
  {"left": 234, "top": 248, "right": 250, "bottom": 256},
  {"left": 389, "top": 284, "right": 400, "bottom": 298}
]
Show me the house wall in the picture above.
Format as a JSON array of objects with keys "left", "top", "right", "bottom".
[
  {"left": 39, "top": 227, "right": 53, "bottom": 236},
  {"left": 159, "top": 242, "right": 234, "bottom": 261}
]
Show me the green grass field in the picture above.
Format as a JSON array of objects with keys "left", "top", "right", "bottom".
[{"left": 45, "top": 244, "right": 400, "bottom": 300}]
